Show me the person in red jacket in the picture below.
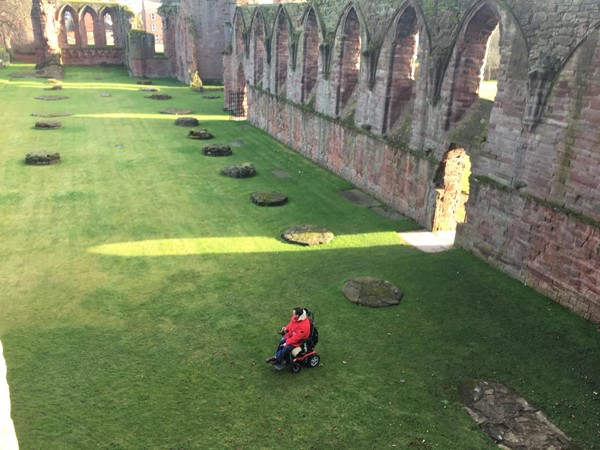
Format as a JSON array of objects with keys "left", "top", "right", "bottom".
[{"left": 266, "top": 307, "right": 311, "bottom": 365}]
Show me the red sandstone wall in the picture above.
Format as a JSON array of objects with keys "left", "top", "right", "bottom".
[
  {"left": 458, "top": 182, "right": 599, "bottom": 323},
  {"left": 248, "top": 89, "right": 433, "bottom": 226},
  {"left": 227, "top": 1, "right": 600, "bottom": 323}
]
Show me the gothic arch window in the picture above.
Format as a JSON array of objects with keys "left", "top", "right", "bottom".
[
  {"left": 80, "top": 6, "right": 99, "bottom": 46},
  {"left": 274, "top": 10, "right": 289, "bottom": 94},
  {"left": 234, "top": 14, "right": 245, "bottom": 57},
  {"left": 101, "top": 9, "right": 116, "bottom": 46},
  {"left": 335, "top": 8, "right": 361, "bottom": 115},
  {"left": 60, "top": 7, "right": 79, "bottom": 46},
  {"left": 252, "top": 14, "right": 266, "bottom": 86},
  {"left": 445, "top": 4, "right": 499, "bottom": 128},
  {"left": 432, "top": 146, "right": 471, "bottom": 233},
  {"left": 301, "top": 8, "right": 319, "bottom": 103},
  {"left": 383, "top": 6, "right": 420, "bottom": 134}
]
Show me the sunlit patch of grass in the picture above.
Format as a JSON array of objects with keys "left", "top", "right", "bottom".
[
  {"left": 76, "top": 113, "right": 227, "bottom": 121},
  {"left": 88, "top": 232, "right": 403, "bottom": 256}
]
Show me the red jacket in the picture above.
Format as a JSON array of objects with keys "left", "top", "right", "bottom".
[{"left": 283, "top": 315, "right": 311, "bottom": 347}]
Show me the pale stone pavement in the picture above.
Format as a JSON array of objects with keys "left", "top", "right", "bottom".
[{"left": 398, "top": 230, "right": 456, "bottom": 253}]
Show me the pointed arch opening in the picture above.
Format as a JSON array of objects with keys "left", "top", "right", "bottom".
[
  {"left": 301, "top": 8, "right": 319, "bottom": 103},
  {"left": 383, "top": 6, "right": 420, "bottom": 134},
  {"left": 234, "top": 14, "right": 245, "bottom": 57},
  {"left": 80, "top": 7, "right": 97, "bottom": 46},
  {"left": 274, "top": 11, "right": 289, "bottom": 94},
  {"left": 445, "top": 5, "right": 499, "bottom": 128},
  {"left": 103, "top": 11, "right": 115, "bottom": 46},
  {"left": 335, "top": 8, "right": 361, "bottom": 116},
  {"left": 61, "top": 8, "right": 78, "bottom": 46},
  {"left": 229, "top": 63, "right": 247, "bottom": 120},
  {"left": 252, "top": 15, "right": 266, "bottom": 86},
  {"left": 479, "top": 24, "right": 499, "bottom": 100},
  {"left": 432, "top": 145, "right": 471, "bottom": 236}
]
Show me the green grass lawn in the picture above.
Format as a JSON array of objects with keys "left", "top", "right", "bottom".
[{"left": 0, "top": 65, "right": 598, "bottom": 449}]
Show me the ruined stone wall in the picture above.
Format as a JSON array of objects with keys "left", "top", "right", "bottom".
[
  {"left": 31, "top": 1, "right": 132, "bottom": 66},
  {"left": 225, "top": 0, "right": 600, "bottom": 323},
  {"left": 160, "top": 0, "right": 235, "bottom": 83}
]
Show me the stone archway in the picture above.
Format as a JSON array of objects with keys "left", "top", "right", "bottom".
[
  {"left": 274, "top": 10, "right": 289, "bottom": 94},
  {"left": 443, "top": 4, "right": 500, "bottom": 129},
  {"left": 382, "top": 5, "right": 420, "bottom": 134},
  {"left": 301, "top": 8, "right": 319, "bottom": 103},
  {"left": 432, "top": 146, "right": 471, "bottom": 233},
  {"left": 334, "top": 7, "right": 361, "bottom": 116}
]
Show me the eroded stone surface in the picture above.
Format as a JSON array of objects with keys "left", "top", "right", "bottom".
[
  {"left": 342, "top": 277, "right": 403, "bottom": 307},
  {"left": 202, "top": 144, "right": 232, "bottom": 156},
  {"left": 35, "top": 95, "right": 68, "bottom": 101},
  {"left": 174, "top": 117, "right": 199, "bottom": 126},
  {"left": 220, "top": 162, "right": 256, "bottom": 178},
  {"left": 145, "top": 94, "right": 171, "bottom": 100},
  {"left": 162, "top": 108, "right": 194, "bottom": 115},
  {"left": 339, "top": 189, "right": 381, "bottom": 207},
  {"left": 459, "top": 380, "right": 579, "bottom": 449},
  {"left": 272, "top": 169, "right": 292, "bottom": 179},
  {"left": 188, "top": 129, "right": 214, "bottom": 140},
  {"left": 282, "top": 225, "right": 334, "bottom": 246},
  {"left": 31, "top": 112, "right": 72, "bottom": 117},
  {"left": 251, "top": 191, "right": 288, "bottom": 206},
  {"left": 25, "top": 152, "right": 61, "bottom": 165},
  {"left": 34, "top": 120, "right": 62, "bottom": 129}
]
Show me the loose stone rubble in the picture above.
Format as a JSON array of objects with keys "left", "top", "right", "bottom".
[{"left": 459, "top": 380, "right": 580, "bottom": 450}]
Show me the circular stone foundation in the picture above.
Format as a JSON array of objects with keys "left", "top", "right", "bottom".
[
  {"left": 220, "top": 163, "right": 256, "bottom": 178},
  {"left": 188, "top": 129, "right": 214, "bottom": 140},
  {"left": 250, "top": 191, "right": 288, "bottom": 206},
  {"left": 162, "top": 108, "right": 194, "bottom": 115},
  {"left": 342, "top": 277, "right": 403, "bottom": 307},
  {"left": 31, "top": 112, "right": 72, "bottom": 117},
  {"left": 281, "top": 225, "right": 334, "bottom": 246},
  {"left": 34, "top": 120, "right": 62, "bottom": 129},
  {"left": 202, "top": 144, "right": 232, "bottom": 156},
  {"left": 145, "top": 94, "right": 171, "bottom": 100},
  {"left": 25, "top": 152, "right": 61, "bottom": 165},
  {"left": 35, "top": 95, "right": 69, "bottom": 101},
  {"left": 175, "top": 117, "right": 199, "bottom": 127}
]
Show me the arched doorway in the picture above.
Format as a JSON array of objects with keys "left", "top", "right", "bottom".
[{"left": 432, "top": 146, "right": 471, "bottom": 233}]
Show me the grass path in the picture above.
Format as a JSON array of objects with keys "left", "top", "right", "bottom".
[{"left": 0, "top": 65, "right": 598, "bottom": 449}]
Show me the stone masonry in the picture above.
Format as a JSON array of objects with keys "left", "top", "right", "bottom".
[
  {"left": 31, "top": 1, "right": 132, "bottom": 66},
  {"left": 222, "top": 0, "right": 600, "bottom": 323}
]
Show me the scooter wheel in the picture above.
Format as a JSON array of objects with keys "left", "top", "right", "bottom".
[
  {"left": 308, "top": 354, "right": 320, "bottom": 367},
  {"left": 291, "top": 363, "right": 302, "bottom": 373}
]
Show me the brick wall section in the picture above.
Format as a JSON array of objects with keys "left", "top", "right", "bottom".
[
  {"left": 458, "top": 181, "right": 600, "bottom": 323},
  {"left": 225, "top": 0, "right": 600, "bottom": 323},
  {"left": 248, "top": 89, "right": 434, "bottom": 225}
]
